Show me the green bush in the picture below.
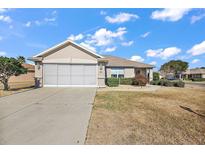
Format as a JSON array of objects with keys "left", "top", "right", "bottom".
[
  {"left": 150, "top": 79, "right": 185, "bottom": 88},
  {"left": 164, "top": 80, "right": 174, "bottom": 87},
  {"left": 159, "top": 79, "right": 166, "bottom": 86},
  {"left": 153, "top": 72, "right": 160, "bottom": 81},
  {"left": 191, "top": 78, "right": 205, "bottom": 82},
  {"left": 173, "top": 80, "right": 185, "bottom": 87},
  {"left": 119, "top": 78, "right": 133, "bottom": 85},
  {"left": 106, "top": 78, "right": 119, "bottom": 87},
  {"left": 150, "top": 80, "right": 160, "bottom": 85}
]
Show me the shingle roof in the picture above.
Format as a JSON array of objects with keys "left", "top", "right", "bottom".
[
  {"left": 183, "top": 68, "right": 205, "bottom": 75},
  {"left": 99, "top": 55, "right": 154, "bottom": 68}
]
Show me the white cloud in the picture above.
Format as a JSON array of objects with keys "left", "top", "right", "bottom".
[
  {"left": 191, "top": 59, "right": 200, "bottom": 64},
  {"left": 80, "top": 42, "right": 96, "bottom": 51},
  {"left": 146, "top": 48, "right": 163, "bottom": 57},
  {"left": 24, "top": 10, "right": 57, "bottom": 27},
  {"left": 0, "top": 15, "right": 12, "bottom": 23},
  {"left": 149, "top": 61, "right": 157, "bottom": 65},
  {"left": 105, "top": 12, "right": 139, "bottom": 23},
  {"left": 24, "top": 21, "right": 31, "bottom": 27},
  {"left": 0, "top": 8, "right": 8, "bottom": 13},
  {"left": 87, "top": 27, "right": 127, "bottom": 46},
  {"left": 100, "top": 10, "right": 107, "bottom": 15},
  {"left": 130, "top": 55, "right": 144, "bottom": 62},
  {"left": 0, "top": 51, "right": 6, "bottom": 56},
  {"left": 151, "top": 8, "right": 191, "bottom": 22},
  {"left": 105, "top": 46, "right": 117, "bottom": 52},
  {"left": 68, "top": 33, "right": 84, "bottom": 41},
  {"left": 187, "top": 40, "right": 205, "bottom": 56},
  {"left": 141, "top": 32, "right": 150, "bottom": 38},
  {"left": 121, "top": 41, "right": 134, "bottom": 46},
  {"left": 146, "top": 47, "right": 181, "bottom": 59},
  {"left": 191, "top": 13, "right": 205, "bottom": 24}
]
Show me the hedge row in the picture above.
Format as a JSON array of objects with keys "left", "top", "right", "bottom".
[
  {"left": 150, "top": 79, "right": 185, "bottom": 87},
  {"left": 119, "top": 78, "right": 133, "bottom": 85},
  {"left": 191, "top": 78, "right": 205, "bottom": 82},
  {"left": 106, "top": 78, "right": 119, "bottom": 87},
  {"left": 106, "top": 76, "right": 148, "bottom": 87}
]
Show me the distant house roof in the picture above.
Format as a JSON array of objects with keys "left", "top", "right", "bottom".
[
  {"left": 22, "top": 63, "right": 35, "bottom": 71},
  {"left": 183, "top": 68, "right": 205, "bottom": 75},
  {"left": 99, "top": 55, "right": 154, "bottom": 68}
]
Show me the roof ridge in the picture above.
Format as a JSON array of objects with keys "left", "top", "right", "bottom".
[{"left": 103, "top": 55, "right": 154, "bottom": 67}]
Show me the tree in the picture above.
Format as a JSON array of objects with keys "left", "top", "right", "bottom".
[
  {"left": 17, "top": 56, "right": 26, "bottom": 63},
  {"left": 160, "top": 60, "right": 188, "bottom": 79},
  {"left": 0, "top": 56, "right": 27, "bottom": 90},
  {"left": 153, "top": 72, "right": 160, "bottom": 81}
]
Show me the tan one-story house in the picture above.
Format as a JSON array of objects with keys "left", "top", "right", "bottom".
[
  {"left": 29, "top": 39, "right": 154, "bottom": 87},
  {"left": 182, "top": 68, "right": 205, "bottom": 79}
]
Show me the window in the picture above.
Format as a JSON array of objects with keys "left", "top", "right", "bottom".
[{"left": 111, "top": 68, "right": 124, "bottom": 78}]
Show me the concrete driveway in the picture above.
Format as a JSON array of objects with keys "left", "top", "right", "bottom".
[{"left": 0, "top": 88, "right": 96, "bottom": 144}]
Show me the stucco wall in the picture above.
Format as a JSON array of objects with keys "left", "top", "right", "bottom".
[
  {"left": 98, "top": 62, "right": 106, "bottom": 87},
  {"left": 124, "top": 68, "right": 135, "bottom": 78},
  {"left": 34, "top": 62, "right": 43, "bottom": 87},
  {"left": 44, "top": 44, "right": 97, "bottom": 61}
]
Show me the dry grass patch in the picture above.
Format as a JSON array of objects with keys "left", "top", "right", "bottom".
[{"left": 86, "top": 87, "right": 205, "bottom": 144}]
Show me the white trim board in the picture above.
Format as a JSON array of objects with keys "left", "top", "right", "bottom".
[{"left": 43, "top": 85, "right": 98, "bottom": 87}]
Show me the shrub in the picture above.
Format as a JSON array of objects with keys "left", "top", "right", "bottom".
[
  {"left": 173, "top": 80, "right": 185, "bottom": 87},
  {"left": 150, "top": 80, "right": 160, "bottom": 85},
  {"left": 164, "top": 80, "right": 174, "bottom": 87},
  {"left": 153, "top": 72, "right": 160, "bottom": 81},
  {"left": 159, "top": 79, "right": 166, "bottom": 86},
  {"left": 132, "top": 74, "right": 148, "bottom": 86},
  {"left": 150, "top": 80, "right": 155, "bottom": 85},
  {"left": 150, "top": 79, "right": 185, "bottom": 88},
  {"left": 106, "top": 78, "right": 119, "bottom": 87},
  {"left": 119, "top": 78, "right": 133, "bottom": 85},
  {"left": 191, "top": 78, "right": 205, "bottom": 82}
]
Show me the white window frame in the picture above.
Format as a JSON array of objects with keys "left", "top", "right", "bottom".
[{"left": 111, "top": 68, "right": 124, "bottom": 78}]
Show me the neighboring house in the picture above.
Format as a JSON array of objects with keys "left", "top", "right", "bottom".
[
  {"left": 159, "top": 71, "right": 174, "bottom": 80},
  {"left": 9, "top": 63, "right": 35, "bottom": 83},
  {"left": 29, "top": 40, "right": 154, "bottom": 87},
  {"left": 182, "top": 68, "right": 205, "bottom": 79}
]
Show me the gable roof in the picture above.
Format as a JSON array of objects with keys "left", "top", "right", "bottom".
[
  {"left": 32, "top": 39, "right": 103, "bottom": 58},
  {"left": 100, "top": 55, "right": 154, "bottom": 68},
  {"left": 183, "top": 68, "right": 205, "bottom": 75}
]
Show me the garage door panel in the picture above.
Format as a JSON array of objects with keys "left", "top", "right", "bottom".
[
  {"left": 84, "top": 75, "right": 96, "bottom": 85},
  {"left": 57, "top": 64, "right": 70, "bottom": 85},
  {"left": 44, "top": 64, "right": 57, "bottom": 85},
  {"left": 84, "top": 65, "right": 96, "bottom": 75},
  {"left": 71, "top": 76, "right": 84, "bottom": 85},
  {"left": 44, "top": 64, "right": 97, "bottom": 86},
  {"left": 71, "top": 65, "right": 84, "bottom": 75},
  {"left": 58, "top": 64, "right": 70, "bottom": 75},
  {"left": 58, "top": 76, "right": 71, "bottom": 85}
]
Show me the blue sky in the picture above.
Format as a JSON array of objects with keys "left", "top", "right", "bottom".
[{"left": 0, "top": 8, "right": 205, "bottom": 70}]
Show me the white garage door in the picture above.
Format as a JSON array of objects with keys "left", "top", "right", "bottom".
[{"left": 43, "top": 64, "right": 97, "bottom": 87}]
